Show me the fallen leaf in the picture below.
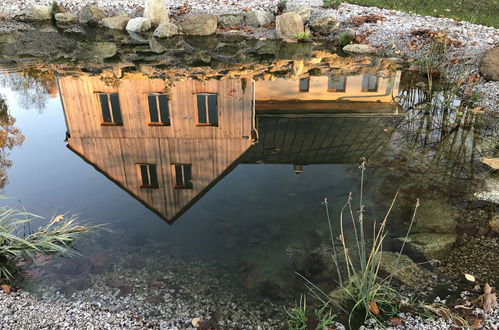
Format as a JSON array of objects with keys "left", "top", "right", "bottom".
[
  {"left": 32, "top": 254, "right": 53, "bottom": 266},
  {"left": 389, "top": 317, "right": 402, "bottom": 326},
  {"left": 53, "top": 214, "right": 64, "bottom": 223},
  {"left": 464, "top": 273, "right": 476, "bottom": 282},
  {"left": 192, "top": 317, "right": 201, "bottom": 327},
  {"left": 470, "top": 318, "right": 482, "bottom": 329},
  {"left": 484, "top": 283, "right": 492, "bottom": 295},
  {"left": 369, "top": 301, "right": 380, "bottom": 315},
  {"left": 1, "top": 284, "right": 11, "bottom": 293}
]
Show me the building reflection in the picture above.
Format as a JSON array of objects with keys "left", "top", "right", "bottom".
[{"left": 59, "top": 71, "right": 401, "bottom": 223}]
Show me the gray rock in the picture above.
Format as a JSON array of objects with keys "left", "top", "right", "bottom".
[
  {"left": 412, "top": 199, "right": 456, "bottom": 234},
  {"left": 22, "top": 5, "right": 52, "bottom": 20},
  {"left": 154, "top": 22, "right": 178, "bottom": 38},
  {"left": 291, "top": 6, "right": 312, "bottom": 22},
  {"left": 479, "top": 47, "right": 499, "bottom": 81},
  {"left": 342, "top": 44, "right": 376, "bottom": 54},
  {"left": 143, "top": 0, "right": 169, "bottom": 25},
  {"left": 244, "top": 10, "right": 274, "bottom": 27},
  {"left": 399, "top": 233, "right": 457, "bottom": 260},
  {"left": 309, "top": 17, "right": 339, "bottom": 34},
  {"left": 126, "top": 18, "right": 152, "bottom": 33},
  {"left": 178, "top": 14, "right": 217, "bottom": 36},
  {"left": 54, "top": 12, "right": 78, "bottom": 23},
  {"left": 217, "top": 13, "right": 244, "bottom": 26},
  {"left": 379, "top": 251, "right": 426, "bottom": 287},
  {"left": 101, "top": 15, "right": 130, "bottom": 30},
  {"left": 275, "top": 13, "right": 304, "bottom": 40},
  {"left": 78, "top": 5, "right": 106, "bottom": 24}
]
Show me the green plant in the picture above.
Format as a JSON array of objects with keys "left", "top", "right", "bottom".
[
  {"left": 0, "top": 203, "right": 98, "bottom": 283},
  {"left": 285, "top": 295, "right": 335, "bottom": 330},
  {"left": 297, "top": 160, "right": 420, "bottom": 328},
  {"left": 338, "top": 31, "right": 355, "bottom": 47},
  {"left": 323, "top": 0, "right": 341, "bottom": 9},
  {"left": 295, "top": 30, "right": 312, "bottom": 42}
]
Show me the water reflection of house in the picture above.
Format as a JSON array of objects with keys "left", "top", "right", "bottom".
[
  {"left": 59, "top": 71, "right": 401, "bottom": 223},
  {"left": 59, "top": 75, "right": 255, "bottom": 223}
]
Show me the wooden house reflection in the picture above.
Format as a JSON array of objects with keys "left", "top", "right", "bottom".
[{"left": 59, "top": 71, "right": 401, "bottom": 223}]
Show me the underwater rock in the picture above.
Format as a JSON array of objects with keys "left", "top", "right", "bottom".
[
  {"left": 412, "top": 199, "right": 456, "bottom": 234},
  {"left": 244, "top": 10, "right": 274, "bottom": 27},
  {"left": 379, "top": 251, "right": 426, "bottom": 287},
  {"left": 101, "top": 15, "right": 130, "bottom": 30},
  {"left": 399, "top": 233, "right": 457, "bottom": 260},
  {"left": 490, "top": 215, "right": 499, "bottom": 232},
  {"left": 179, "top": 14, "right": 217, "bottom": 36},
  {"left": 276, "top": 13, "right": 304, "bottom": 40}
]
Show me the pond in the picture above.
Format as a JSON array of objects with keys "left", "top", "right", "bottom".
[{"left": 0, "top": 26, "right": 497, "bottom": 328}]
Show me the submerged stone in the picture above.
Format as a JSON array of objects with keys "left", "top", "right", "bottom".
[
  {"left": 399, "top": 233, "right": 457, "bottom": 260},
  {"left": 126, "top": 18, "right": 152, "bottom": 33},
  {"left": 78, "top": 5, "right": 106, "bottom": 24},
  {"left": 379, "top": 251, "right": 426, "bottom": 287},
  {"left": 143, "top": 0, "right": 170, "bottom": 25},
  {"left": 276, "top": 13, "right": 304, "bottom": 40},
  {"left": 154, "top": 22, "right": 178, "bottom": 38},
  {"left": 412, "top": 199, "right": 456, "bottom": 234},
  {"left": 179, "top": 14, "right": 217, "bottom": 36},
  {"left": 101, "top": 15, "right": 130, "bottom": 30}
]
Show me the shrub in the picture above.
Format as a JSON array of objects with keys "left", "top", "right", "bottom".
[
  {"left": 295, "top": 30, "right": 312, "bottom": 42},
  {"left": 338, "top": 31, "right": 355, "bottom": 47},
  {"left": 323, "top": 0, "right": 341, "bottom": 9},
  {"left": 285, "top": 295, "right": 334, "bottom": 330}
]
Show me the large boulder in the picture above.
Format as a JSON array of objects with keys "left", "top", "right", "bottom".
[
  {"left": 78, "top": 5, "right": 106, "bottom": 24},
  {"left": 275, "top": 13, "right": 304, "bottom": 40},
  {"left": 310, "top": 17, "right": 339, "bottom": 34},
  {"left": 54, "top": 12, "right": 78, "bottom": 23},
  {"left": 399, "top": 233, "right": 457, "bottom": 260},
  {"left": 291, "top": 6, "right": 312, "bottom": 22},
  {"left": 143, "top": 0, "right": 169, "bottom": 25},
  {"left": 126, "top": 18, "right": 152, "bottom": 32},
  {"left": 22, "top": 5, "right": 52, "bottom": 20},
  {"left": 101, "top": 15, "right": 130, "bottom": 30},
  {"left": 342, "top": 44, "right": 376, "bottom": 54},
  {"left": 479, "top": 47, "right": 499, "bottom": 81},
  {"left": 244, "top": 10, "right": 274, "bottom": 27},
  {"left": 217, "top": 13, "right": 244, "bottom": 26},
  {"left": 154, "top": 22, "right": 179, "bottom": 38},
  {"left": 179, "top": 14, "right": 217, "bottom": 36}
]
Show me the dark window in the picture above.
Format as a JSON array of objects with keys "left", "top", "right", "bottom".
[
  {"left": 147, "top": 93, "right": 170, "bottom": 125},
  {"left": 138, "top": 164, "right": 158, "bottom": 188},
  {"left": 299, "top": 78, "right": 310, "bottom": 92},
  {"left": 327, "top": 76, "right": 346, "bottom": 92},
  {"left": 361, "top": 74, "right": 378, "bottom": 92},
  {"left": 173, "top": 164, "right": 192, "bottom": 189},
  {"left": 196, "top": 94, "right": 218, "bottom": 126},
  {"left": 98, "top": 93, "right": 122, "bottom": 125}
]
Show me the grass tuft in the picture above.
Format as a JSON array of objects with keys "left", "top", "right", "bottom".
[{"left": 323, "top": 0, "right": 342, "bottom": 9}]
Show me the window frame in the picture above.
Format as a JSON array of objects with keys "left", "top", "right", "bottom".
[
  {"left": 361, "top": 74, "right": 379, "bottom": 92},
  {"left": 172, "top": 164, "right": 193, "bottom": 189},
  {"left": 298, "top": 77, "right": 310, "bottom": 92},
  {"left": 97, "top": 92, "right": 123, "bottom": 126},
  {"left": 195, "top": 93, "right": 218, "bottom": 127},
  {"left": 147, "top": 93, "right": 171, "bottom": 126},
  {"left": 137, "top": 163, "right": 159, "bottom": 189},
  {"left": 327, "top": 75, "right": 347, "bottom": 92}
]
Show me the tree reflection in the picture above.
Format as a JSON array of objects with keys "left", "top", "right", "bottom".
[{"left": 0, "top": 95, "right": 25, "bottom": 188}]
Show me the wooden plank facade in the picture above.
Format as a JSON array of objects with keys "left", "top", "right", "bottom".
[{"left": 59, "top": 75, "right": 255, "bottom": 223}]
